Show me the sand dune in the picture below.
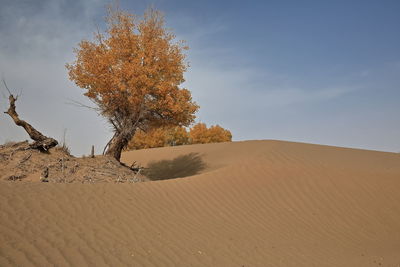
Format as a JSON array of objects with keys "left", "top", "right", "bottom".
[{"left": 1, "top": 140, "right": 400, "bottom": 266}]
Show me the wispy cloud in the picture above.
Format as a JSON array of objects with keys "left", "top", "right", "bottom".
[{"left": 185, "top": 58, "right": 359, "bottom": 119}]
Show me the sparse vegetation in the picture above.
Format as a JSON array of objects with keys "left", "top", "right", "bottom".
[
  {"left": 1, "top": 4, "right": 227, "bottom": 184},
  {"left": 0, "top": 141, "right": 146, "bottom": 183}
]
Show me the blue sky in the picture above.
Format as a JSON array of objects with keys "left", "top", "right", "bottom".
[{"left": 0, "top": 0, "right": 399, "bottom": 155}]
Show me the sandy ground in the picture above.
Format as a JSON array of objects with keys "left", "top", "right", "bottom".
[{"left": 1, "top": 140, "right": 400, "bottom": 266}]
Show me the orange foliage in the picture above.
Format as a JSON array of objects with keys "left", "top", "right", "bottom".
[
  {"left": 128, "top": 126, "right": 189, "bottom": 150},
  {"left": 66, "top": 4, "right": 198, "bottom": 160},
  {"left": 128, "top": 123, "right": 231, "bottom": 150},
  {"left": 189, "top": 123, "right": 232, "bottom": 144},
  {"left": 128, "top": 127, "right": 167, "bottom": 150},
  {"left": 166, "top": 126, "right": 190, "bottom": 146}
]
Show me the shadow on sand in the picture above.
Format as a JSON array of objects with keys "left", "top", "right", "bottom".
[{"left": 143, "top": 153, "right": 206, "bottom": 181}]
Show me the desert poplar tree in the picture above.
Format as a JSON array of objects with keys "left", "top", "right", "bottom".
[
  {"left": 127, "top": 126, "right": 190, "bottom": 149},
  {"left": 66, "top": 5, "right": 198, "bottom": 161},
  {"left": 127, "top": 123, "right": 232, "bottom": 150},
  {"left": 189, "top": 123, "right": 232, "bottom": 144}
]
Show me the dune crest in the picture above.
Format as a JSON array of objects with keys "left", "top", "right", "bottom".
[{"left": 1, "top": 140, "right": 400, "bottom": 266}]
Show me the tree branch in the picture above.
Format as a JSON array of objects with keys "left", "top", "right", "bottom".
[
  {"left": 3, "top": 82, "right": 58, "bottom": 151},
  {"left": 2, "top": 79, "right": 12, "bottom": 96}
]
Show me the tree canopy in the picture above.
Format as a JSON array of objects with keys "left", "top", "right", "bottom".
[
  {"left": 66, "top": 5, "right": 198, "bottom": 161},
  {"left": 189, "top": 123, "right": 232, "bottom": 144},
  {"left": 127, "top": 123, "right": 232, "bottom": 150}
]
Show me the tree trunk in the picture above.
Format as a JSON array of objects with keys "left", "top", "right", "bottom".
[
  {"left": 105, "top": 128, "right": 136, "bottom": 162},
  {"left": 4, "top": 94, "right": 58, "bottom": 151}
]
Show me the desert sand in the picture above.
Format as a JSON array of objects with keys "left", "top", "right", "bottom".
[{"left": 1, "top": 140, "right": 400, "bottom": 266}]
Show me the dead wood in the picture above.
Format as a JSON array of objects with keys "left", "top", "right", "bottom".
[
  {"left": 7, "top": 174, "right": 26, "bottom": 181},
  {"left": 3, "top": 84, "right": 58, "bottom": 152},
  {"left": 18, "top": 153, "right": 32, "bottom": 165},
  {"left": 40, "top": 167, "right": 49, "bottom": 182}
]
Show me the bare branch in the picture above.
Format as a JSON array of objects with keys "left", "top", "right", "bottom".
[
  {"left": 16, "top": 88, "right": 23, "bottom": 99},
  {"left": 65, "top": 98, "right": 101, "bottom": 113},
  {"left": 2, "top": 79, "right": 12, "bottom": 96},
  {"left": 3, "top": 80, "right": 58, "bottom": 151},
  {"left": 103, "top": 131, "right": 116, "bottom": 155},
  {"left": 95, "top": 22, "right": 104, "bottom": 46}
]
